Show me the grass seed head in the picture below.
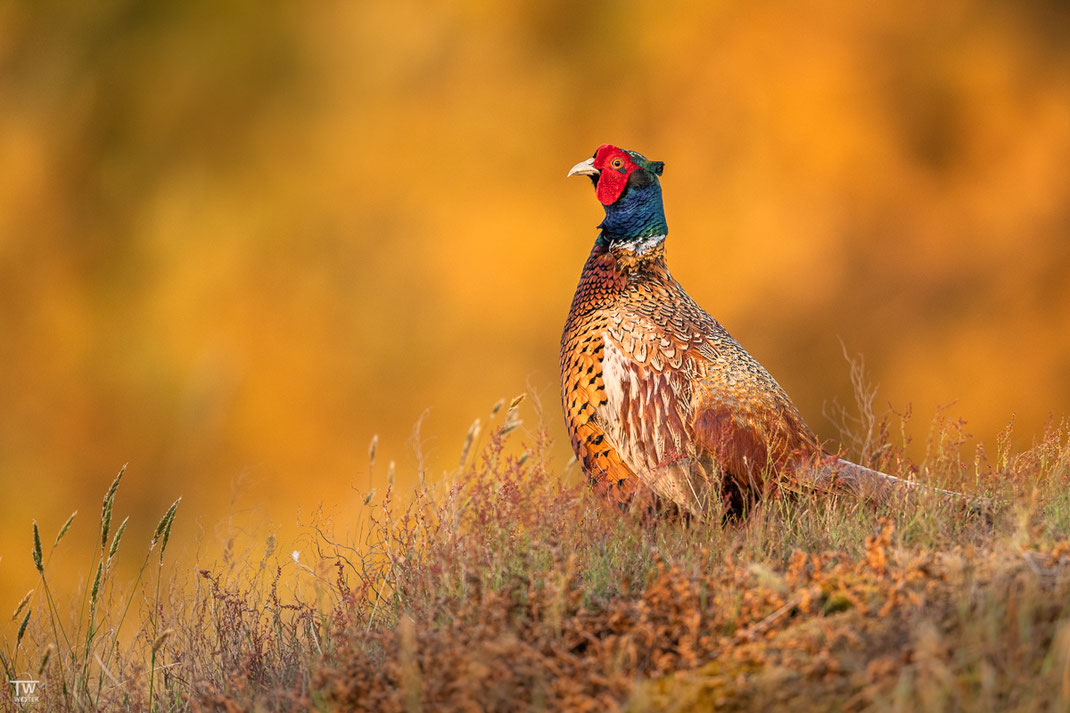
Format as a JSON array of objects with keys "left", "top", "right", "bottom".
[
  {"left": 32, "top": 521, "right": 43, "bottom": 573},
  {"left": 89, "top": 560, "right": 103, "bottom": 610},
  {"left": 107, "top": 516, "right": 129, "bottom": 569},
  {"left": 152, "top": 497, "right": 181, "bottom": 552},
  {"left": 16, "top": 607, "right": 30, "bottom": 646},
  {"left": 54, "top": 510, "right": 77, "bottom": 548},
  {"left": 459, "top": 418, "right": 481, "bottom": 469},
  {"left": 500, "top": 395, "right": 525, "bottom": 436},
  {"left": 152, "top": 629, "right": 174, "bottom": 654},
  {"left": 104, "top": 464, "right": 125, "bottom": 502},
  {"left": 37, "top": 643, "right": 54, "bottom": 676},
  {"left": 11, "top": 589, "right": 33, "bottom": 622},
  {"left": 262, "top": 534, "right": 277, "bottom": 565},
  {"left": 100, "top": 464, "right": 126, "bottom": 549},
  {"left": 101, "top": 502, "right": 113, "bottom": 549},
  {"left": 159, "top": 498, "right": 181, "bottom": 561}
]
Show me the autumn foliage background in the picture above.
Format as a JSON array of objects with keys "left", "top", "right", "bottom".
[{"left": 1, "top": 0, "right": 1070, "bottom": 611}]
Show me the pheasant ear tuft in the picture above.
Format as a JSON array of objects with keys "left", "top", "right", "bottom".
[{"left": 648, "top": 161, "right": 664, "bottom": 176}]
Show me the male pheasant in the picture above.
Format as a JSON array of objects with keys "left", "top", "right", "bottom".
[{"left": 560, "top": 144, "right": 918, "bottom": 518}]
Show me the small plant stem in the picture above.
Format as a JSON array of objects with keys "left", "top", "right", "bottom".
[
  {"left": 93, "top": 548, "right": 153, "bottom": 708},
  {"left": 149, "top": 561, "right": 163, "bottom": 709},
  {"left": 38, "top": 574, "right": 76, "bottom": 709}
]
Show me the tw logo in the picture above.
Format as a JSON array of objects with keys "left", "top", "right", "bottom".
[{"left": 9, "top": 679, "right": 41, "bottom": 703}]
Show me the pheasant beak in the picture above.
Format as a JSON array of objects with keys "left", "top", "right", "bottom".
[{"left": 567, "top": 157, "right": 599, "bottom": 178}]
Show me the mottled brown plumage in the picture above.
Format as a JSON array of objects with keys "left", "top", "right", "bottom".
[{"left": 561, "top": 145, "right": 919, "bottom": 517}]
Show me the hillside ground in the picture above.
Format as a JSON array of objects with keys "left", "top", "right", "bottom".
[{"left": 5, "top": 393, "right": 1070, "bottom": 712}]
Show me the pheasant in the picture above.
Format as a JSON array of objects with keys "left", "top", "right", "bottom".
[{"left": 560, "top": 144, "right": 932, "bottom": 518}]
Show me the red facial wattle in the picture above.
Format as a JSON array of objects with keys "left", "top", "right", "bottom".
[{"left": 593, "top": 145, "right": 639, "bottom": 206}]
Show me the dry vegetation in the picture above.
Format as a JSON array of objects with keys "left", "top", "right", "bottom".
[{"left": 5, "top": 392, "right": 1070, "bottom": 712}]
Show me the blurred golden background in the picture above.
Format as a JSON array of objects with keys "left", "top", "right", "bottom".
[{"left": 2, "top": 1, "right": 1069, "bottom": 606}]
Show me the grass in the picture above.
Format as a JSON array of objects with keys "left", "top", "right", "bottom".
[
  {"left": 3, "top": 390, "right": 1070, "bottom": 712},
  {"left": 2, "top": 466, "right": 181, "bottom": 711}
]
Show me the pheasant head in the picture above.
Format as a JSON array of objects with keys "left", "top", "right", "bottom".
[{"left": 569, "top": 144, "right": 667, "bottom": 247}]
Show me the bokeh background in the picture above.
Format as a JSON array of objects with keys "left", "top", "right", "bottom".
[{"left": 2, "top": 0, "right": 1069, "bottom": 608}]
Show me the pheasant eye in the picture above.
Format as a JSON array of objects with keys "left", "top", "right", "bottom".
[{"left": 610, "top": 157, "right": 624, "bottom": 170}]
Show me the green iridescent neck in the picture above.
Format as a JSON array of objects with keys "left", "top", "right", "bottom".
[{"left": 597, "top": 178, "right": 668, "bottom": 246}]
